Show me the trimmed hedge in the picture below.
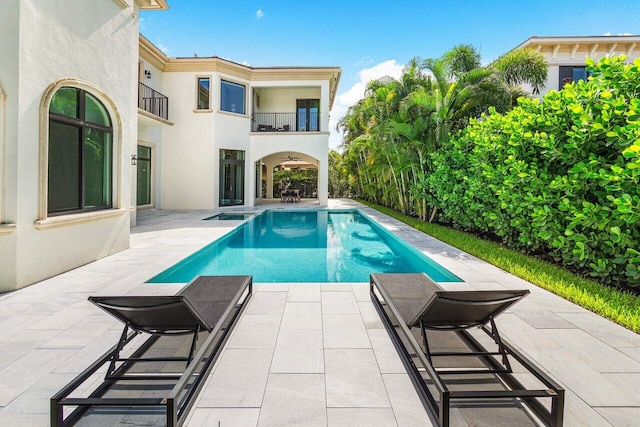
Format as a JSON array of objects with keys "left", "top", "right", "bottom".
[{"left": 428, "top": 56, "right": 640, "bottom": 289}]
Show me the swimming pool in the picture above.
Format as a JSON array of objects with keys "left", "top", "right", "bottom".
[{"left": 148, "top": 210, "right": 461, "bottom": 283}]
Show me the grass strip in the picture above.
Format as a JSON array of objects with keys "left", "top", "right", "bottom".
[{"left": 358, "top": 199, "right": 640, "bottom": 333}]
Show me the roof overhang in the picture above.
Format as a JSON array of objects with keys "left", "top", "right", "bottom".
[
  {"left": 516, "top": 35, "right": 640, "bottom": 50},
  {"left": 138, "top": 35, "right": 342, "bottom": 109},
  {"left": 134, "top": 0, "right": 169, "bottom": 10}
]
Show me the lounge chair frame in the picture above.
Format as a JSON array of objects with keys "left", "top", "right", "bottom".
[
  {"left": 51, "top": 275, "right": 252, "bottom": 427},
  {"left": 370, "top": 273, "right": 564, "bottom": 427}
]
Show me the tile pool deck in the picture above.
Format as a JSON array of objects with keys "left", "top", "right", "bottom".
[{"left": 0, "top": 199, "right": 639, "bottom": 426}]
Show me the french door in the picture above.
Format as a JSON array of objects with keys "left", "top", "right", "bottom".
[
  {"left": 219, "top": 150, "right": 245, "bottom": 206},
  {"left": 136, "top": 145, "right": 151, "bottom": 206},
  {"left": 296, "top": 99, "right": 319, "bottom": 131}
]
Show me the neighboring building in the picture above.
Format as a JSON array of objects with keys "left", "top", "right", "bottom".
[
  {"left": 0, "top": 0, "right": 340, "bottom": 292},
  {"left": 515, "top": 35, "right": 640, "bottom": 95}
]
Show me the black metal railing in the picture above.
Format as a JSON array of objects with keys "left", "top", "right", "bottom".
[
  {"left": 138, "top": 82, "right": 169, "bottom": 120},
  {"left": 252, "top": 112, "right": 320, "bottom": 132}
]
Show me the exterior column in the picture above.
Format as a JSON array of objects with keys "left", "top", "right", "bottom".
[
  {"left": 266, "top": 163, "right": 274, "bottom": 199},
  {"left": 318, "top": 151, "right": 328, "bottom": 206}
]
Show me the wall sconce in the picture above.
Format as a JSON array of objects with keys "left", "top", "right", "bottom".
[
  {"left": 144, "top": 70, "right": 152, "bottom": 79},
  {"left": 131, "top": 154, "right": 138, "bottom": 165}
]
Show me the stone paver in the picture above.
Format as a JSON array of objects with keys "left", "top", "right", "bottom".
[{"left": 0, "top": 200, "right": 639, "bottom": 426}]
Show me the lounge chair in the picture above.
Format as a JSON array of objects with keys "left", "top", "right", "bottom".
[
  {"left": 51, "top": 275, "right": 252, "bottom": 427},
  {"left": 370, "top": 273, "right": 564, "bottom": 427}
]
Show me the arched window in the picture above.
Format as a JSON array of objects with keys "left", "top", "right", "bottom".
[{"left": 48, "top": 87, "right": 113, "bottom": 215}]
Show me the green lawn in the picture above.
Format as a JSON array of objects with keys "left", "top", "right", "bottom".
[{"left": 358, "top": 199, "right": 640, "bottom": 333}]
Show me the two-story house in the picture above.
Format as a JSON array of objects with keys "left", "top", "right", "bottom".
[
  {"left": 0, "top": 0, "right": 340, "bottom": 291},
  {"left": 136, "top": 36, "right": 340, "bottom": 217}
]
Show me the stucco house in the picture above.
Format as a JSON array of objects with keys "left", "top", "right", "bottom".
[
  {"left": 136, "top": 36, "right": 340, "bottom": 215},
  {"left": 0, "top": 0, "right": 340, "bottom": 291},
  {"left": 515, "top": 35, "right": 640, "bottom": 95}
]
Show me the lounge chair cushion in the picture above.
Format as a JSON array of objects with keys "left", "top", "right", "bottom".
[
  {"left": 370, "top": 273, "right": 528, "bottom": 329},
  {"left": 88, "top": 295, "right": 208, "bottom": 334}
]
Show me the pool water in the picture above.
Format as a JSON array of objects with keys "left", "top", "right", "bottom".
[{"left": 148, "top": 210, "right": 461, "bottom": 283}]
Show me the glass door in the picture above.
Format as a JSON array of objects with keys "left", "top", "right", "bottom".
[
  {"left": 219, "top": 150, "right": 245, "bottom": 206},
  {"left": 136, "top": 145, "right": 151, "bottom": 206},
  {"left": 296, "top": 99, "right": 319, "bottom": 131}
]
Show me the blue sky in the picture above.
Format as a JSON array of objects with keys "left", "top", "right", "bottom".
[{"left": 140, "top": 1, "right": 639, "bottom": 148}]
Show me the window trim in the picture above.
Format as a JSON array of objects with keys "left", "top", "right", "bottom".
[
  {"left": 39, "top": 79, "right": 123, "bottom": 223},
  {"left": 136, "top": 141, "right": 155, "bottom": 208},
  {"left": 219, "top": 78, "right": 247, "bottom": 115},
  {"left": 558, "top": 65, "right": 590, "bottom": 89},
  {"left": 0, "top": 82, "right": 6, "bottom": 227},
  {"left": 195, "top": 75, "right": 211, "bottom": 111},
  {"left": 48, "top": 88, "right": 113, "bottom": 216}
]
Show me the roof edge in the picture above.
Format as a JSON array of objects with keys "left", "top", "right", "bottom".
[
  {"left": 135, "top": 0, "right": 169, "bottom": 10},
  {"left": 516, "top": 34, "right": 640, "bottom": 49}
]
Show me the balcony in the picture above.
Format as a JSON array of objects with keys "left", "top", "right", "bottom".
[
  {"left": 138, "top": 82, "right": 169, "bottom": 120},
  {"left": 252, "top": 112, "right": 320, "bottom": 133}
]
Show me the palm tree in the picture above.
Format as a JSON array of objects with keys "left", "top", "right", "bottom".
[{"left": 337, "top": 43, "right": 548, "bottom": 219}]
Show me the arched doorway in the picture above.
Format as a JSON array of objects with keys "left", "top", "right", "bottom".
[{"left": 257, "top": 151, "right": 318, "bottom": 201}]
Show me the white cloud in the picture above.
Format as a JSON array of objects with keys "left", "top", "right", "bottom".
[
  {"left": 156, "top": 43, "right": 169, "bottom": 53},
  {"left": 256, "top": 8, "right": 264, "bottom": 18},
  {"left": 329, "top": 60, "right": 404, "bottom": 150}
]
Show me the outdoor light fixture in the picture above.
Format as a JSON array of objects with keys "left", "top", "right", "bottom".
[{"left": 131, "top": 154, "right": 138, "bottom": 165}]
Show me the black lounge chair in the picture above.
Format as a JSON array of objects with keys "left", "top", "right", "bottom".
[
  {"left": 51, "top": 275, "right": 252, "bottom": 427},
  {"left": 370, "top": 273, "right": 564, "bottom": 427}
]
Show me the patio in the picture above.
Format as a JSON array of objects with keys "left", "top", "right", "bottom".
[{"left": 0, "top": 200, "right": 639, "bottom": 426}]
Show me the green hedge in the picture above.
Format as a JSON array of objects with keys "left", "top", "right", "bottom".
[{"left": 428, "top": 56, "right": 640, "bottom": 289}]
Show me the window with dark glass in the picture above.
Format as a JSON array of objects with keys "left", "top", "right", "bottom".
[
  {"left": 48, "top": 87, "right": 112, "bottom": 215},
  {"left": 559, "top": 66, "right": 590, "bottom": 89},
  {"left": 220, "top": 80, "right": 245, "bottom": 114},
  {"left": 297, "top": 99, "right": 320, "bottom": 131},
  {"left": 197, "top": 77, "right": 210, "bottom": 109}
]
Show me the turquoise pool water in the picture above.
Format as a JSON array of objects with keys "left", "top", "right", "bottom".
[{"left": 148, "top": 210, "right": 461, "bottom": 283}]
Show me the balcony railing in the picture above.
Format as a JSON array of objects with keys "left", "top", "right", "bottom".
[
  {"left": 138, "top": 82, "right": 169, "bottom": 120},
  {"left": 252, "top": 112, "right": 320, "bottom": 132}
]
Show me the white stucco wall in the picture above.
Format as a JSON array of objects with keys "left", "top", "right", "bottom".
[
  {"left": 160, "top": 71, "right": 218, "bottom": 209},
  {"left": 0, "top": 0, "right": 139, "bottom": 291},
  {"left": 0, "top": 1, "right": 19, "bottom": 289},
  {"left": 255, "top": 87, "right": 321, "bottom": 112},
  {"left": 139, "top": 59, "right": 164, "bottom": 90},
  {"left": 137, "top": 124, "right": 163, "bottom": 209}
]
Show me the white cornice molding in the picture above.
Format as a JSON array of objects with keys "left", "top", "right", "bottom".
[
  {"left": 113, "top": 0, "right": 129, "bottom": 9},
  {"left": 516, "top": 35, "right": 640, "bottom": 53},
  {"left": 139, "top": 35, "right": 169, "bottom": 70},
  {"left": 134, "top": 0, "right": 169, "bottom": 10}
]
